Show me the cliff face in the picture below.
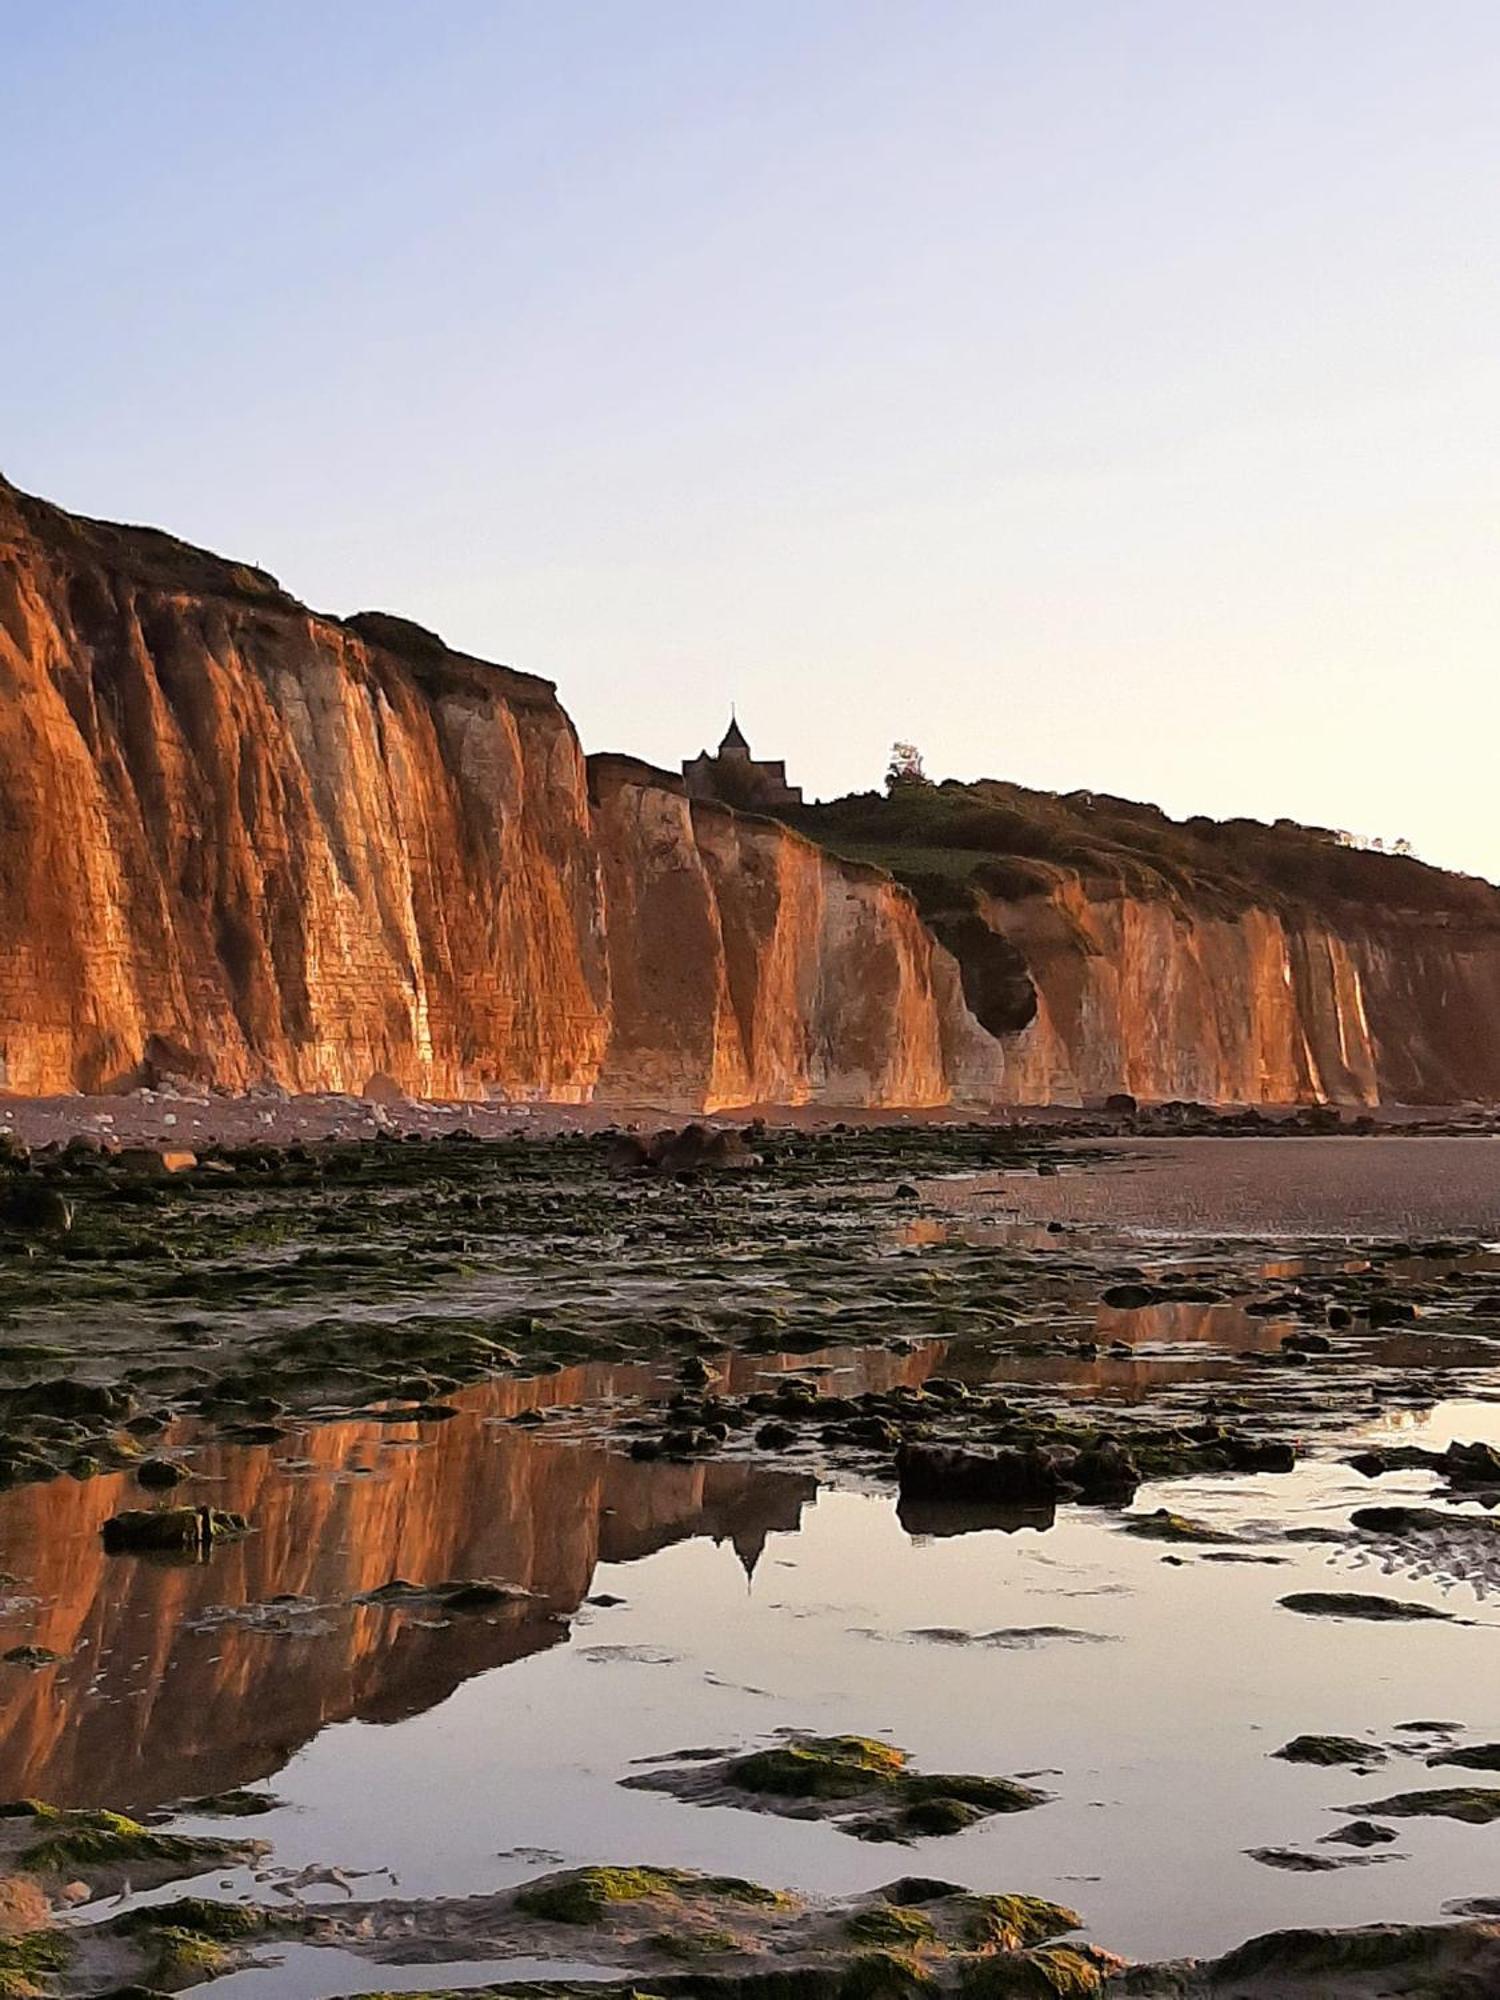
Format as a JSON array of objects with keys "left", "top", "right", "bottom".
[
  {"left": 795, "top": 782, "right": 1500, "bottom": 1108},
  {"left": 4, "top": 475, "right": 1498, "bottom": 1111},
  {"left": 941, "top": 882, "right": 1500, "bottom": 1107},
  {"left": 0, "top": 479, "right": 610, "bottom": 1100},
  {"left": 588, "top": 757, "right": 955, "bottom": 1108}
]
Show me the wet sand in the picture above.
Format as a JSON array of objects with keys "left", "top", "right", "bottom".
[{"left": 978, "top": 1136, "right": 1500, "bottom": 1238}]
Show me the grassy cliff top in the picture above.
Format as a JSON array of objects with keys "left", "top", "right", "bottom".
[{"left": 786, "top": 778, "right": 1500, "bottom": 924}]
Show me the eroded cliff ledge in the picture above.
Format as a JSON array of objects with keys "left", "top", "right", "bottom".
[{"left": 790, "top": 782, "right": 1500, "bottom": 1107}]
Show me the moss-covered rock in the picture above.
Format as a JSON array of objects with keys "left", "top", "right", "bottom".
[
  {"left": 731, "top": 1738, "right": 908, "bottom": 1799},
  {"left": 1272, "top": 1734, "right": 1384, "bottom": 1766},
  {"left": 1346, "top": 1785, "right": 1500, "bottom": 1824},
  {"left": 516, "top": 1867, "right": 785, "bottom": 1926},
  {"left": 0, "top": 1930, "right": 70, "bottom": 2000},
  {"left": 843, "top": 1907, "right": 938, "bottom": 1949}
]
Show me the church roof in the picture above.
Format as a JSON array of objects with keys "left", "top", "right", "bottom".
[{"left": 719, "top": 713, "right": 749, "bottom": 754}]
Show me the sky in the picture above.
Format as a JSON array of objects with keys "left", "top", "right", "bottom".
[{"left": 4, "top": 2, "right": 1498, "bottom": 877}]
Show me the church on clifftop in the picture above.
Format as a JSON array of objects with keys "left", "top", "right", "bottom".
[{"left": 682, "top": 713, "right": 803, "bottom": 812}]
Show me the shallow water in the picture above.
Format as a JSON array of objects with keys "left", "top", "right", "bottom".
[{"left": 4, "top": 1367, "right": 1499, "bottom": 1971}]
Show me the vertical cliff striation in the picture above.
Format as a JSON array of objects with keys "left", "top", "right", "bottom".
[
  {"left": 4, "top": 475, "right": 1499, "bottom": 1111},
  {"left": 0, "top": 477, "right": 611, "bottom": 1098},
  {"left": 794, "top": 783, "right": 1500, "bottom": 1107},
  {"left": 0, "top": 478, "right": 969, "bottom": 1108},
  {"left": 587, "top": 756, "right": 957, "bottom": 1108}
]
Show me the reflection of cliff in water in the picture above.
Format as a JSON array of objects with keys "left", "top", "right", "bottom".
[{"left": 0, "top": 1367, "right": 813, "bottom": 1812}]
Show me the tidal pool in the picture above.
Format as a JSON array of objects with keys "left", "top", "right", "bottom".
[{"left": 3, "top": 1367, "right": 1497, "bottom": 1978}]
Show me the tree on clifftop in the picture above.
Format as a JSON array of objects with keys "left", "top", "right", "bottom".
[{"left": 885, "top": 741, "right": 930, "bottom": 792}]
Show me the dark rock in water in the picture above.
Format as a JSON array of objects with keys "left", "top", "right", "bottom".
[
  {"left": 1352, "top": 1503, "right": 1500, "bottom": 1539},
  {"left": 647, "top": 1123, "right": 759, "bottom": 1174},
  {"left": 101, "top": 1506, "right": 250, "bottom": 1554},
  {"left": 1279, "top": 1591, "right": 1455, "bottom": 1622},
  {"left": 1124, "top": 1508, "right": 1230, "bottom": 1544},
  {"left": 1103, "top": 1092, "right": 1137, "bottom": 1116},
  {"left": 1367, "top": 1296, "right": 1418, "bottom": 1328},
  {"left": 1346, "top": 1785, "right": 1500, "bottom": 1823},
  {"left": 1101, "top": 1283, "right": 1157, "bottom": 1310},
  {"left": 896, "top": 1442, "right": 1059, "bottom": 1507},
  {"left": 1428, "top": 1742, "right": 1500, "bottom": 1770},
  {"left": 10, "top": 1379, "right": 135, "bottom": 1422},
  {"left": 1224, "top": 1434, "right": 1296, "bottom": 1473},
  {"left": 1321, "top": 1820, "right": 1398, "bottom": 1847},
  {"left": 1445, "top": 1438, "right": 1500, "bottom": 1487},
  {"left": 1326, "top": 1303, "right": 1353, "bottom": 1329},
  {"left": 1068, "top": 1441, "right": 1140, "bottom": 1499},
  {"left": 135, "top": 1459, "right": 188, "bottom": 1490},
  {"left": 2, "top": 1644, "right": 62, "bottom": 1667},
  {"left": 1280, "top": 1329, "right": 1331, "bottom": 1355},
  {"left": 1273, "top": 1735, "right": 1385, "bottom": 1767},
  {"left": 0, "top": 1180, "right": 73, "bottom": 1234},
  {"left": 876, "top": 1875, "right": 967, "bottom": 1905},
  {"left": 754, "top": 1421, "right": 799, "bottom": 1450},
  {"left": 1208, "top": 1919, "right": 1500, "bottom": 1989},
  {"left": 1246, "top": 1847, "right": 1356, "bottom": 1872}
]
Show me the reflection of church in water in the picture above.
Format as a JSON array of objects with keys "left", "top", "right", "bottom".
[{"left": 683, "top": 712, "right": 803, "bottom": 812}]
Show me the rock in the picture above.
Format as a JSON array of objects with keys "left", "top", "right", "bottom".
[
  {"left": 1273, "top": 1735, "right": 1385, "bottom": 1767},
  {"left": 895, "top": 1442, "right": 1060, "bottom": 1507},
  {"left": 101, "top": 1506, "right": 250, "bottom": 1554},
  {"left": 755, "top": 1421, "right": 799, "bottom": 1450},
  {"left": 1103, "top": 1093, "right": 1137, "bottom": 1116},
  {"left": 9, "top": 1380, "right": 134, "bottom": 1422},
  {"left": 1123, "top": 1508, "right": 1229, "bottom": 1544},
  {"left": 1280, "top": 1330, "right": 1331, "bottom": 1355},
  {"left": 1067, "top": 1441, "right": 1140, "bottom": 1499},
  {"left": 1346, "top": 1785, "right": 1500, "bottom": 1824},
  {"left": 114, "top": 1147, "right": 197, "bottom": 1177},
  {"left": 1279, "top": 1591, "right": 1455, "bottom": 1622},
  {"left": 1100, "top": 1283, "right": 1157, "bottom": 1310},
  {"left": 135, "top": 1459, "right": 188, "bottom": 1491},
  {"left": 1, "top": 1645, "right": 62, "bottom": 1668},
  {"left": 1428, "top": 1742, "right": 1500, "bottom": 1770},
  {"left": 0, "top": 1181, "right": 73, "bottom": 1234},
  {"left": 1321, "top": 1820, "right": 1398, "bottom": 1846}
]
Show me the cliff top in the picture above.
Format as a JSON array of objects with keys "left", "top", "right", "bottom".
[
  {"left": 787, "top": 777, "right": 1500, "bottom": 926},
  {"left": 0, "top": 474, "right": 558, "bottom": 708}
]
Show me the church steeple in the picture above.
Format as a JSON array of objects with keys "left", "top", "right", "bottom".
[{"left": 719, "top": 710, "right": 749, "bottom": 756}]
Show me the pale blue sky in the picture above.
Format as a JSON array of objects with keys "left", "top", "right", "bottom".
[{"left": 4, "top": 3, "right": 1498, "bottom": 876}]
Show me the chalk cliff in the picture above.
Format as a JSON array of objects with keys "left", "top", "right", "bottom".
[
  {"left": 0, "top": 478, "right": 962, "bottom": 1107},
  {"left": 3, "top": 475, "right": 1498, "bottom": 1110},
  {"left": 795, "top": 785, "right": 1500, "bottom": 1107},
  {"left": 0, "top": 477, "right": 610, "bottom": 1100},
  {"left": 588, "top": 756, "right": 953, "bottom": 1108}
]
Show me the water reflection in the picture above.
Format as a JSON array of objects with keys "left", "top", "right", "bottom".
[{"left": 0, "top": 1368, "right": 814, "bottom": 1810}]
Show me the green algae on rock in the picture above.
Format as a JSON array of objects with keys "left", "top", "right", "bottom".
[
  {"left": 1344, "top": 1785, "right": 1500, "bottom": 1824},
  {"left": 1272, "top": 1735, "right": 1386, "bottom": 1767},
  {"left": 624, "top": 1735, "right": 1049, "bottom": 1840},
  {"left": 516, "top": 1867, "right": 789, "bottom": 1926}
]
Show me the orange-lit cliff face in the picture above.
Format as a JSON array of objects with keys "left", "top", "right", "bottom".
[
  {"left": 588, "top": 757, "right": 955, "bottom": 1110},
  {"left": 0, "top": 479, "right": 610, "bottom": 1101},
  {"left": 942, "top": 881, "right": 1500, "bottom": 1107},
  {"left": 0, "top": 480, "right": 967, "bottom": 1110},
  {"left": 4, "top": 474, "right": 1499, "bottom": 1111}
]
